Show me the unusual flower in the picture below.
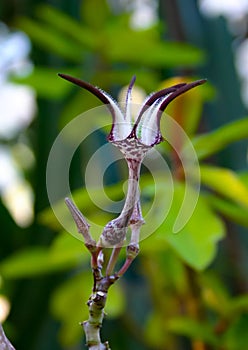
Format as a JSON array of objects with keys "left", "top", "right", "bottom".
[
  {"left": 59, "top": 74, "right": 206, "bottom": 248},
  {"left": 60, "top": 74, "right": 207, "bottom": 350},
  {"left": 59, "top": 74, "right": 205, "bottom": 150}
]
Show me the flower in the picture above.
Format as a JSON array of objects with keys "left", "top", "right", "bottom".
[
  {"left": 59, "top": 74, "right": 206, "bottom": 248},
  {"left": 59, "top": 74, "right": 205, "bottom": 148}
]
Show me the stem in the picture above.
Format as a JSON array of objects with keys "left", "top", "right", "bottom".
[
  {"left": 91, "top": 247, "right": 102, "bottom": 270},
  {"left": 116, "top": 230, "right": 140, "bottom": 277},
  {"left": 83, "top": 276, "right": 118, "bottom": 350},
  {"left": 82, "top": 291, "right": 109, "bottom": 350},
  {"left": 98, "top": 158, "right": 142, "bottom": 248},
  {"left": 117, "top": 201, "right": 143, "bottom": 277},
  {"left": 116, "top": 257, "right": 133, "bottom": 277},
  {"left": 120, "top": 158, "right": 141, "bottom": 219}
]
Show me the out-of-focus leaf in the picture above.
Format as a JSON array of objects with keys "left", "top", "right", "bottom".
[
  {"left": 50, "top": 272, "right": 92, "bottom": 346},
  {"left": 145, "top": 312, "right": 168, "bottom": 348},
  {"left": 105, "top": 281, "right": 126, "bottom": 317},
  {"left": 167, "top": 317, "right": 219, "bottom": 346},
  {"left": 35, "top": 4, "right": 97, "bottom": 49},
  {"left": 81, "top": 0, "right": 110, "bottom": 30},
  {"left": 206, "top": 171, "right": 248, "bottom": 227},
  {"left": 51, "top": 272, "right": 125, "bottom": 346},
  {"left": 95, "top": 70, "right": 159, "bottom": 92},
  {"left": 158, "top": 249, "right": 188, "bottom": 294},
  {"left": 206, "top": 194, "right": 248, "bottom": 228},
  {"left": 141, "top": 248, "right": 189, "bottom": 295},
  {"left": 223, "top": 314, "right": 248, "bottom": 350},
  {"left": 17, "top": 17, "right": 83, "bottom": 62},
  {"left": 228, "top": 295, "right": 248, "bottom": 316},
  {"left": 12, "top": 67, "right": 79, "bottom": 99},
  {"left": 50, "top": 231, "right": 84, "bottom": 255},
  {"left": 152, "top": 182, "right": 225, "bottom": 270},
  {"left": 239, "top": 171, "right": 248, "bottom": 185},
  {"left": 192, "top": 118, "right": 248, "bottom": 160},
  {"left": 109, "top": 40, "right": 205, "bottom": 67},
  {"left": 199, "top": 165, "right": 248, "bottom": 208},
  {"left": 0, "top": 233, "right": 86, "bottom": 278},
  {"left": 105, "top": 24, "right": 205, "bottom": 67},
  {"left": 0, "top": 248, "right": 78, "bottom": 278},
  {"left": 199, "top": 272, "right": 230, "bottom": 316}
]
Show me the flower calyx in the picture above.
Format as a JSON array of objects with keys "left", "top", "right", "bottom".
[{"left": 58, "top": 74, "right": 206, "bottom": 156}]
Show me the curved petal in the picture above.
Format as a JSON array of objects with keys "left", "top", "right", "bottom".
[
  {"left": 136, "top": 79, "right": 207, "bottom": 146},
  {"left": 158, "top": 79, "right": 207, "bottom": 116},
  {"left": 142, "top": 83, "right": 186, "bottom": 107},
  {"left": 125, "top": 75, "right": 136, "bottom": 124},
  {"left": 132, "top": 83, "right": 186, "bottom": 137},
  {"left": 136, "top": 96, "right": 169, "bottom": 146},
  {"left": 58, "top": 73, "right": 129, "bottom": 141}
]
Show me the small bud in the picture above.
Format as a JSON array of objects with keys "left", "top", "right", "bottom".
[{"left": 99, "top": 218, "right": 127, "bottom": 248}]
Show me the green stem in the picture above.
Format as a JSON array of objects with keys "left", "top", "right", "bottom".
[
  {"left": 82, "top": 291, "right": 109, "bottom": 350},
  {"left": 83, "top": 276, "right": 118, "bottom": 350}
]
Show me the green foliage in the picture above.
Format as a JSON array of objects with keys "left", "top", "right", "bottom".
[
  {"left": 207, "top": 193, "right": 248, "bottom": 227},
  {"left": 50, "top": 273, "right": 91, "bottom": 346},
  {"left": 12, "top": 67, "right": 80, "bottom": 100},
  {"left": 167, "top": 317, "right": 220, "bottom": 346},
  {"left": 14, "top": 2, "right": 205, "bottom": 109},
  {"left": 154, "top": 182, "right": 225, "bottom": 270},
  {"left": 200, "top": 165, "right": 248, "bottom": 207},
  {"left": 0, "top": 233, "right": 85, "bottom": 278},
  {"left": 223, "top": 314, "right": 248, "bottom": 350},
  {"left": 193, "top": 118, "right": 248, "bottom": 160}
]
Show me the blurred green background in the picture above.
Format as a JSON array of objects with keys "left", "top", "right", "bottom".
[{"left": 0, "top": 0, "right": 248, "bottom": 349}]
